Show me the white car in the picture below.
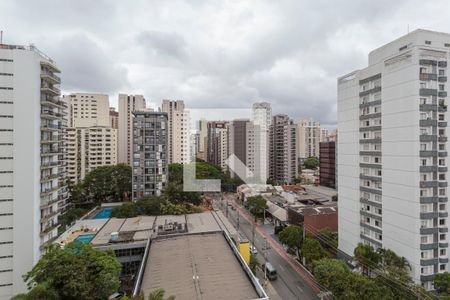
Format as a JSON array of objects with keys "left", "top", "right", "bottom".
[{"left": 250, "top": 245, "right": 258, "bottom": 255}]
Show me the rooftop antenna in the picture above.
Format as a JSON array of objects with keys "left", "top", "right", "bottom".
[{"left": 0, "top": 31, "right": 3, "bottom": 44}]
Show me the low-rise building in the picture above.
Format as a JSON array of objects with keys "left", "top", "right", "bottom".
[{"left": 287, "top": 203, "right": 338, "bottom": 233}]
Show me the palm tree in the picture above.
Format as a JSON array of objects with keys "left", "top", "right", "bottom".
[
  {"left": 353, "top": 243, "right": 381, "bottom": 276},
  {"left": 148, "top": 288, "right": 175, "bottom": 300}
]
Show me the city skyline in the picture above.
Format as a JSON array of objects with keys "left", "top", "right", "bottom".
[{"left": 3, "top": 1, "right": 450, "bottom": 127}]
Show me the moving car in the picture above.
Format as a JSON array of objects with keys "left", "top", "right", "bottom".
[{"left": 264, "top": 262, "right": 277, "bottom": 280}]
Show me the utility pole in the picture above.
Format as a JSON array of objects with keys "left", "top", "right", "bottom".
[
  {"left": 263, "top": 237, "right": 268, "bottom": 285},
  {"left": 237, "top": 209, "right": 240, "bottom": 233},
  {"left": 302, "top": 224, "right": 306, "bottom": 265},
  {"left": 252, "top": 220, "right": 255, "bottom": 245}
]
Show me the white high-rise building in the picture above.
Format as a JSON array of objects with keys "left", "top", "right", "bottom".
[
  {"left": 338, "top": 29, "right": 450, "bottom": 289},
  {"left": 252, "top": 102, "right": 272, "bottom": 183},
  {"left": 161, "top": 100, "right": 191, "bottom": 164},
  {"left": 197, "top": 119, "right": 208, "bottom": 161},
  {"left": 63, "top": 93, "right": 109, "bottom": 127},
  {"left": 0, "top": 44, "right": 69, "bottom": 299},
  {"left": 118, "top": 94, "right": 146, "bottom": 165},
  {"left": 297, "top": 118, "right": 321, "bottom": 162}
]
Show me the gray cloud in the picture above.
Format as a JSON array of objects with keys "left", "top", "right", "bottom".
[{"left": 1, "top": 0, "right": 450, "bottom": 126}]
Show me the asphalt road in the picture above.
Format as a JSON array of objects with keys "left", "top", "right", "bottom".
[{"left": 216, "top": 197, "right": 319, "bottom": 300}]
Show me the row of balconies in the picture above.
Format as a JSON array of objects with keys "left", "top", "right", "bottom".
[
  {"left": 420, "top": 88, "right": 447, "bottom": 98},
  {"left": 419, "top": 59, "right": 447, "bottom": 68}
]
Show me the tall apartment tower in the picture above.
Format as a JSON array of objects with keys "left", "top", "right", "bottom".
[
  {"left": 64, "top": 93, "right": 109, "bottom": 127},
  {"left": 132, "top": 111, "right": 168, "bottom": 199},
  {"left": 0, "top": 44, "right": 69, "bottom": 298},
  {"left": 66, "top": 127, "right": 117, "bottom": 183},
  {"left": 161, "top": 100, "right": 191, "bottom": 164},
  {"left": 269, "top": 115, "right": 298, "bottom": 183},
  {"left": 64, "top": 93, "right": 117, "bottom": 184},
  {"left": 118, "top": 94, "right": 146, "bottom": 165},
  {"left": 319, "top": 141, "right": 336, "bottom": 189},
  {"left": 109, "top": 107, "right": 119, "bottom": 129},
  {"left": 338, "top": 29, "right": 450, "bottom": 289},
  {"left": 197, "top": 119, "right": 208, "bottom": 161},
  {"left": 297, "top": 118, "right": 321, "bottom": 163},
  {"left": 207, "top": 121, "right": 229, "bottom": 172},
  {"left": 252, "top": 102, "right": 272, "bottom": 183}
]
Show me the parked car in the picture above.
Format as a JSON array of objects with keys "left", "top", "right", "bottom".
[
  {"left": 250, "top": 245, "right": 258, "bottom": 255},
  {"left": 263, "top": 262, "right": 277, "bottom": 280}
]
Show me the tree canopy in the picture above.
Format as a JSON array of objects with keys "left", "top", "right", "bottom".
[
  {"left": 70, "top": 164, "right": 132, "bottom": 205},
  {"left": 433, "top": 272, "right": 450, "bottom": 296},
  {"left": 14, "top": 243, "right": 121, "bottom": 300},
  {"left": 303, "top": 157, "right": 320, "bottom": 170},
  {"left": 246, "top": 195, "right": 267, "bottom": 221},
  {"left": 278, "top": 225, "right": 303, "bottom": 257},
  {"left": 300, "top": 237, "right": 327, "bottom": 268}
]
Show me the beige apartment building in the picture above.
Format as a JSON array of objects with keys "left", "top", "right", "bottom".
[
  {"left": 297, "top": 118, "right": 322, "bottom": 162},
  {"left": 64, "top": 93, "right": 118, "bottom": 184},
  {"left": 118, "top": 94, "right": 146, "bottom": 165},
  {"left": 66, "top": 127, "right": 117, "bottom": 183},
  {"left": 63, "top": 93, "right": 109, "bottom": 127},
  {"left": 207, "top": 121, "right": 229, "bottom": 172},
  {"left": 197, "top": 119, "right": 208, "bottom": 161},
  {"left": 161, "top": 100, "right": 191, "bottom": 164}
]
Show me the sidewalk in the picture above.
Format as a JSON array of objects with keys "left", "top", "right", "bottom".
[{"left": 255, "top": 269, "right": 282, "bottom": 300}]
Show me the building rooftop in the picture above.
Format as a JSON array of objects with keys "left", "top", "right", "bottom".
[
  {"left": 289, "top": 203, "right": 337, "bottom": 216},
  {"left": 90, "top": 216, "right": 156, "bottom": 246},
  {"left": 140, "top": 232, "right": 260, "bottom": 300}
]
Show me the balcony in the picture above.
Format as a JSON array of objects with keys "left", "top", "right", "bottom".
[
  {"left": 41, "top": 85, "right": 60, "bottom": 96},
  {"left": 360, "top": 186, "right": 382, "bottom": 195},
  {"left": 440, "top": 227, "right": 449, "bottom": 233},
  {"left": 420, "top": 88, "right": 438, "bottom": 97},
  {"left": 439, "top": 151, "right": 448, "bottom": 157},
  {"left": 438, "top": 166, "right": 448, "bottom": 172},
  {"left": 359, "top": 126, "right": 382, "bottom": 132},
  {"left": 420, "top": 104, "right": 438, "bottom": 112},
  {"left": 420, "top": 227, "right": 439, "bottom": 234},
  {"left": 360, "top": 197, "right": 382, "bottom": 207},
  {"left": 40, "top": 210, "right": 59, "bottom": 222},
  {"left": 439, "top": 76, "right": 448, "bottom": 83},
  {"left": 41, "top": 96, "right": 66, "bottom": 108},
  {"left": 438, "top": 61, "right": 448, "bottom": 68},
  {"left": 41, "top": 161, "right": 59, "bottom": 169},
  {"left": 439, "top": 122, "right": 448, "bottom": 127},
  {"left": 439, "top": 136, "right": 448, "bottom": 142},
  {"left": 40, "top": 173, "right": 59, "bottom": 182},
  {"left": 420, "top": 258, "right": 439, "bottom": 266},
  {"left": 439, "top": 104, "right": 448, "bottom": 112},
  {"left": 420, "top": 181, "right": 438, "bottom": 188},
  {"left": 420, "top": 73, "right": 437, "bottom": 81},
  {"left": 420, "top": 119, "right": 437, "bottom": 127},
  {"left": 359, "top": 86, "right": 382, "bottom": 97},
  {"left": 420, "top": 196, "right": 438, "bottom": 204},
  {"left": 360, "top": 233, "right": 382, "bottom": 247},
  {"left": 40, "top": 185, "right": 61, "bottom": 196},
  {"left": 439, "top": 197, "right": 448, "bottom": 203},
  {"left": 420, "top": 166, "right": 437, "bottom": 172},
  {"left": 359, "top": 112, "right": 381, "bottom": 120},
  {"left": 439, "top": 91, "right": 448, "bottom": 98},
  {"left": 40, "top": 71, "right": 61, "bottom": 84},
  {"left": 439, "top": 182, "right": 448, "bottom": 187},
  {"left": 439, "top": 212, "right": 449, "bottom": 217},
  {"left": 360, "top": 174, "right": 382, "bottom": 182},
  {"left": 420, "top": 134, "right": 437, "bottom": 142},
  {"left": 420, "top": 243, "right": 438, "bottom": 250},
  {"left": 41, "top": 110, "right": 63, "bottom": 120},
  {"left": 420, "top": 59, "right": 437, "bottom": 66},
  {"left": 40, "top": 222, "right": 59, "bottom": 236},
  {"left": 420, "top": 211, "right": 439, "bottom": 219},
  {"left": 360, "top": 137, "right": 381, "bottom": 144},
  {"left": 359, "top": 99, "right": 381, "bottom": 108}
]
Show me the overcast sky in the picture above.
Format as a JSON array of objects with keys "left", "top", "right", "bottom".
[{"left": 2, "top": 0, "right": 450, "bottom": 127}]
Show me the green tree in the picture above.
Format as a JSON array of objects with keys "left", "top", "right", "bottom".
[
  {"left": 110, "top": 163, "right": 132, "bottom": 201},
  {"left": 12, "top": 282, "right": 60, "bottom": 300},
  {"left": 135, "top": 196, "right": 166, "bottom": 215},
  {"left": 111, "top": 202, "right": 138, "bottom": 218},
  {"left": 246, "top": 195, "right": 267, "bottom": 222},
  {"left": 249, "top": 253, "right": 260, "bottom": 275},
  {"left": 301, "top": 237, "right": 327, "bottom": 268},
  {"left": 434, "top": 272, "right": 450, "bottom": 295},
  {"left": 163, "top": 182, "right": 201, "bottom": 206},
  {"left": 303, "top": 157, "right": 320, "bottom": 169},
  {"left": 278, "top": 225, "right": 303, "bottom": 257},
  {"left": 353, "top": 243, "right": 381, "bottom": 275},
  {"left": 18, "top": 243, "right": 121, "bottom": 300},
  {"left": 148, "top": 288, "right": 175, "bottom": 300}
]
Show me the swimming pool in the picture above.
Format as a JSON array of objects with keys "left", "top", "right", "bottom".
[
  {"left": 94, "top": 208, "right": 112, "bottom": 219},
  {"left": 73, "top": 233, "right": 95, "bottom": 244}
]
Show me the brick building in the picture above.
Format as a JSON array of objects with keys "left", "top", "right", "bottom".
[{"left": 319, "top": 141, "right": 336, "bottom": 189}]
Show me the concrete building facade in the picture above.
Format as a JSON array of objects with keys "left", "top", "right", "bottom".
[
  {"left": 338, "top": 29, "right": 450, "bottom": 289},
  {"left": 207, "top": 121, "right": 229, "bottom": 172},
  {"left": 269, "top": 115, "right": 297, "bottom": 183},
  {"left": 319, "top": 141, "right": 336, "bottom": 189},
  {"left": 297, "top": 118, "right": 321, "bottom": 162},
  {"left": 161, "top": 100, "right": 191, "bottom": 164},
  {"left": 63, "top": 93, "right": 109, "bottom": 127},
  {"left": 109, "top": 107, "right": 119, "bottom": 129},
  {"left": 252, "top": 102, "right": 272, "bottom": 183},
  {"left": 118, "top": 94, "right": 146, "bottom": 165},
  {"left": 66, "top": 127, "right": 117, "bottom": 183},
  {"left": 0, "top": 44, "right": 69, "bottom": 299},
  {"left": 132, "top": 111, "right": 168, "bottom": 199}
]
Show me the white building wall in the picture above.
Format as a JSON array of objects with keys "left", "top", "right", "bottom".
[
  {"left": 338, "top": 29, "right": 450, "bottom": 289},
  {"left": 118, "top": 94, "right": 146, "bottom": 165}
]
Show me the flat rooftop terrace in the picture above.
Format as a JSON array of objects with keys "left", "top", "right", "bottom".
[{"left": 141, "top": 232, "right": 259, "bottom": 300}]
